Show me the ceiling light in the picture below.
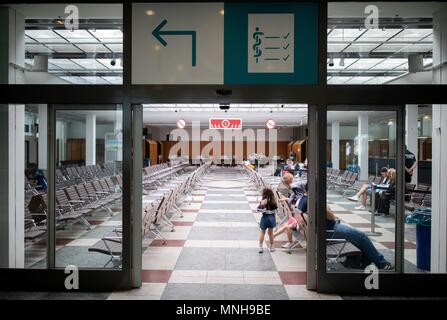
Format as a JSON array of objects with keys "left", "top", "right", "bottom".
[
  {"left": 146, "top": 10, "right": 155, "bottom": 16},
  {"left": 328, "top": 57, "right": 334, "bottom": 67}
]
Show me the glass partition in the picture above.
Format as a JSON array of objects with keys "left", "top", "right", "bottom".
[
  {"left": 326, "top": 109, "right": 399, "bottom": 272},
  {"left": 404, "top": 104, "right": 433, "bottom": 273},
  {"left": 0, "top": 3, "right": 123, "bottom": 85},
  {"left": 53, "top": 105, "right": 123, "bottom": 269},
  {"left": 327, "top": 2, "right": 446, "bottom": 85}
]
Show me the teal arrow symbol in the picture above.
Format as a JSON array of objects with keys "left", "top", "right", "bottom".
[{"left": 152, "top": 19, "right": 197, "bottom": 67}]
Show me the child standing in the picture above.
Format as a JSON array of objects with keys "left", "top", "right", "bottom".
[{"left": 257, "top": 188, "right": 278, "bottom": 253}]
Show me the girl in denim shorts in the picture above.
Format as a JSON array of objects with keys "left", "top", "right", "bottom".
[{"left": 257, "top": 188, "right": 278, "bottom": 253}]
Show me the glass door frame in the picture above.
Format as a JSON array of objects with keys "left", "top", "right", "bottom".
[
  {"left": 45, "top": 103, "right": 134, "bottom": 290},
  {"left": 315, "top": 104, "right": 406, "bottom": 294}
]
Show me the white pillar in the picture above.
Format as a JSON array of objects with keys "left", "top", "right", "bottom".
[
  {"left": 0, "top": 7, "right": 25, "bottom": 84},
  {"left": 406, "top": 105, "right": 419, "bottom": 184},
  {"left": 331, "top": 122, "right": 340, "bottom": 169},
  {"left": 38, "top": 104, "right": 47, "bottom": 170},
  {"left": 0, "top": 105, "right": 25, "bottom": 268},
  {"left": 86, "top": 114, "right": 96, "bottom": 166},
  {"left": 431, "top": 7, "right": 447, "bottom": 273},
  {"left": 114, "top": 111, "right": 123, "bottom": 162},
  {"left": 358, "top": 114, "right": 369, "bottom": 181},
  {"left": 388, "top": 120, "right": 396, "bottom": 159},
  {"left": 0, "top": 6, "right": 25, "bottom": 268}
]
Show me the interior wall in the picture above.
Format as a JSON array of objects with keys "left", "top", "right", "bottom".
[
  {"left": 327, "top": 123, "right": 391, "bottom": 140},
  {"left": 151, "top": 126, "right": 296, "bottom": 141},
  {"left": 66, "top": 120, "right": 115, "bottom": 139},
  {"left": 159, "top": 140, "right": 289, "bottom": 163}
]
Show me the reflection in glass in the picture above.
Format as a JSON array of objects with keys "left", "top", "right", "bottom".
[
  {"left": 327, "top": 2, "right": 445, "bottom": 85},
  {"left": 55, "top": 106, "right": 123, "bottom": 269},
  {"left": 326, "top": 110, "right": 397, "bottom": 272}
]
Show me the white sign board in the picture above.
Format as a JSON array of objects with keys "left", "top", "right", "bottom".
[
  {"left": 132, "top": 3, "right": 224, "bottom": 84},
  {"left": 248, "top": 14, "right": 294, "bottom": 73}
]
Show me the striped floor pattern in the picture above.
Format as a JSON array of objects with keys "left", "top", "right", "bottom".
[{"left": 109, "top": 166, "right": 339, "bottom": 300}]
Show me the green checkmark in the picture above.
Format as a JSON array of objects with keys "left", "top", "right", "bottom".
[
  {"left": 283, "top": 33, "right": 290, "bottom": 39},
  {"left": 283, "top": 43, "right": 290, "bottom": 50},
  {"left": 283, "top": 54, "right": 290, "bottom": 61}
]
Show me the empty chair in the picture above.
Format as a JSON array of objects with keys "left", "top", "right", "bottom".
[{"left": 55, "top": 189, "right": 91, "bottom": 229}]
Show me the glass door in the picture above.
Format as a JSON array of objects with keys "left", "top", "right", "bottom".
[
  {"left": 46, "top": 104, "right": 132, "bottom": 289},
  {"left": 317, "top": 105, "right": 405, "bottom": 293}
]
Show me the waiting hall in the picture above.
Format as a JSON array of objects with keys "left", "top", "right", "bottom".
[{"left": 1, "top": 1, "right": 447, "bottom": 300}]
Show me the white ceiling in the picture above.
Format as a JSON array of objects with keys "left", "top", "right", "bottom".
[{"left": 143, "top": 104, "right": 308, "bottom": 127}]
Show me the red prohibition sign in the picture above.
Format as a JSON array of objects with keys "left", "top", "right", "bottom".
[
  {"left": 177, "top": 119, "right": 186, "bottom": 129},
  {"left": 266, "top": 119, "right": 276, "bottom": 129}
]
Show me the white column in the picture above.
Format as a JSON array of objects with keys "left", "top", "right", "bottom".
[
  {"left": 86, "top": 114, "right": 96, "bottom": 166},
  {"left": 13, "top": 105, "right": 25, "bottom": 268},
  {"left": 37, "top": 104, "right": 47, "bottom": 170},
  {"left": 331, "top": 122, "right": 340, "bottom": 169},
  {"left": 1, "top": 7, "right": 25, "bottom": 84},
  {"left": 0, "top": 6, "right": 25, "bottom": 268},
  {"left": 388, "top": 120, "right": 396, "bottom": 159},
  {"left": 406, "top": 105, "right": 419, "bottom": 184},
  {"left": 114, "top": 111, "right": 123, "bottom": 162},
  {"left": 405, "top": 104, "right": 419, "bottom": 184},
  {"left": 0, "top": 105, "right": 25, "bottom": 268},
  {"left": 431, "top": 7, "right": 447, "bottom": 273},
  {"left": 358, "top": 114, "right": 369, "bottom": 181}
]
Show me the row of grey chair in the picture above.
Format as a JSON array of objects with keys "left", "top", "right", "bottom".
[{"left": 88, "top": 162, "right": 211, "bottom": 268}]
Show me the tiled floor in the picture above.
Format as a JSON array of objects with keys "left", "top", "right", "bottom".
[
  {"left": 108, "top": 166, "right": 332, "bottom": 300},
  {"left": 26, "top": 203, "right": 123, "bottom": 269}
]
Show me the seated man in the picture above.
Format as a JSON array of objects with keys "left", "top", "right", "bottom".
[
  {"left": 348, "top": 167, "right": 389, "bottom": 210},
  {"left": 289, "top": 178, "right": 307, "bottom": 205},
  {"left": 282, "top": 159, "right": 296, "bottom": 175},
  {"left": 300, "top": 184, "right": 392, "bottom": 270},
  {"left": 277, "top": 172, "right": 294, "bottom": 198}
]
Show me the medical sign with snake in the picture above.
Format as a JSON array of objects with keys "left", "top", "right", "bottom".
[{"left": 252, "top": 27, "right": 264, "bottom": 63}]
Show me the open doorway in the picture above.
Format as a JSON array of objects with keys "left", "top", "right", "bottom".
[{"left": 135, "top": 103, "right": 317, "bottom": 300}]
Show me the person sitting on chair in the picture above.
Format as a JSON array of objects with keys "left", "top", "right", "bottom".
[
  {"left": 300, "top": 184, "right": 392, "bottom": 270},
  {"left": 277, "top": 172, "right": 294, "bottom": 198},
  {"left": 375, "top": 168, "right": 396, "bottom": 217},
  {"left": 348, "top": 167, "right": 389, "bottom": 210},
  {"left": 272, "top": 183, "right": 308, "bottom": 249}
]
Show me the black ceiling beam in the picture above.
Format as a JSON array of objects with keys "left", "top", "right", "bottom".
[
  {"left": 326, "top": 52, "right": 432, "bottom": 59},
  {"left": 25, "top": 52, "right": 123, "bottom": 59}
]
